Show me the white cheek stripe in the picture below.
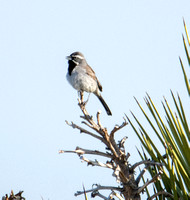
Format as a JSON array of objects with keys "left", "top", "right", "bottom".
[{"left": 72, "top": 60, "right": 79, "bottom": 65}]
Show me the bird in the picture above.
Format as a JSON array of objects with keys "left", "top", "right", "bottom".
[{"left": 66, "top": 51, "right": 112, "bottom": 116}]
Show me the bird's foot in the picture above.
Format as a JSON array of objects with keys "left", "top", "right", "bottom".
[
  {"left": 78, "top": 91, "right": 84, "bottom": 104},
  {"left": 82, "top": 93, "right": 90, "bottom": 106},
  {"left": 78, "top": 92, "right": 90, "bottom": 106}
]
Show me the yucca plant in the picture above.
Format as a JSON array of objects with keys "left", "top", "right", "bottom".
[
  {"left": 128, "top": 20, "right": 190, "bottom": 199},
  {"left": 180, "top": 19, "right": 190, "bottom": 96}
]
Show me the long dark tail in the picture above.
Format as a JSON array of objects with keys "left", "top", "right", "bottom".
[{"left": 97, "top": 95, "right": 112, "bottom": 116}]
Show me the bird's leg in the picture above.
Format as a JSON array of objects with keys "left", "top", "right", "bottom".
[
  {"left": 78, "top": 91, "right": 84, "bottom": 104},
  {"left": 77, "top": 91, "right": 80, "bottom": 98},
  {"left": 78, "top": 91, "right": 90, "bottom": 106},
  {"left": 83, "top": 93, "right": 91, "bottom": 106}
]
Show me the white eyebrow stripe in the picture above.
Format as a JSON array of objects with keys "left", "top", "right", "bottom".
[{"left": 74, "top": 55, "right": 84, "bottom": 59}]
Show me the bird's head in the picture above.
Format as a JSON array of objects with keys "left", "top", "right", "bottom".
[{"left": 66, "top": 52, "right": 86, "bottom": 65}]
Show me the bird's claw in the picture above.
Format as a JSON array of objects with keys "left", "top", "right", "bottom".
[{"left": 78, "top": 92, "right": 90, "bottom": 106}]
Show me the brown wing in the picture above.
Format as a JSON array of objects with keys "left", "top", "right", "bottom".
[{"left": 84, "top": 64, "right": 103, "bottom": 92}]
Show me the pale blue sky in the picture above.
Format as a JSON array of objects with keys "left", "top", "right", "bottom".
[{"left": 0, "top": 0, "right": 190, "bottom": 199}]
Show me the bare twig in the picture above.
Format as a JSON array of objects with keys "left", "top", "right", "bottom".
[
  {"left": 110, "top": 117, "right": 128, "bottom": 139},
  {"left": 148, "top": 190, "right": 174, "bottom": 200},
  {"left": 135, "top": 165, "right": 149, "bottom": 185},
  {"left": 131, "top": 160, "right": 164, "bottom": 171},
  {"left": 118, "top": 136, "right": 128, "bottom": 154},
  {"left": 80, "top": 155, "right": 113, "bottom": 168},
  {"left": 135, "top": 161, "right": 163, "bottom": 185},
  {"left": 59, "top": 147, "right": 112, "bottom": 158},
  {"left": 78, "top": 98, "right": 101, "bottom": 130},
  {"left": 91, "top": 191, "right": 109, "bottom": 200},
  {"left": 137, "top": 171, "right": 162, "bottom": 194},
  {"left": 2, "top": 191, "right": 25, "bottom": 200},
  {"left": 65, "top": 120, "right": 104, "bottom": 142},
  {"left": 75, "top": 185, "right": 122, "bottom": 196},
  {"left": 81, "top": 120, "right": 105, "bottom": 138},
  {"left": 118, "top": 136, "right": 127, "bottom": 148},
  {"left": 110, "top": 191, "right": 125, "bottom": 200},
  {"left": 96, "top": 110, "right": 104, "bottom": 130},
  {"left": 108, "top": 117, "right": 128, "bottom": 158}
]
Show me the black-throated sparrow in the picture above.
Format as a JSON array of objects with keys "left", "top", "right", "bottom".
[{"left": 66, "top": 51, "right": 112, "bottom": 116}]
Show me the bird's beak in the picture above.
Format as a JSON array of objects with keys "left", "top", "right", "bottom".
[{"left": 66, "top": 56, "right": 71, "bottom": 60}]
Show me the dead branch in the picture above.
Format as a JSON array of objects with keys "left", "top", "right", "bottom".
[
  {"left": 111, "top": 191, "right": 125, "bottom": 200},
  {"left": 75, "top": 185, "right": 122, "bottom": 196},
  {"left": 110, "top": 117, "right": 128, "bottom": 139},
  {"left": 137, "top": 171, "right": 162, "bottom": 194},
  {"left": 147, "top": 190, "right": 174, "bottom": 200},
  {"left": 91, "top": 191, "right": 109, "bottom": 200},
  {"left": 64, "top": 94, "right": 165, "bottom": 200},
  {"left": 59, "top": 146, "right": 112, "bottom": 158},
  {"left": 118, "top": 136, "right": 127, "bottom": 150},
  {"left": 131, "top": 160, "right": 164, "bottom": 171},
  {"left": 135, "top": 165, "right": 149, "bottom": 185},
  {"left": 2, "top": 191, "right": 25, "bottom": 200},
  {"left": 96, "top": 110, "right": 104, "bottom": 129},
  {"left": 80, "top": 155, "right": 114, "bottom": 168},
  {"left": 65, "top": 120, "right": 105, "bottom": 143},
  {"left": 135, "top": 161, "right": 163, "bottom": 185}
]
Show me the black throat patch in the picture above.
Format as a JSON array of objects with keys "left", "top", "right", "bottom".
[{"left": 68, "top": 60, "right": 77, "bottom": 75}]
